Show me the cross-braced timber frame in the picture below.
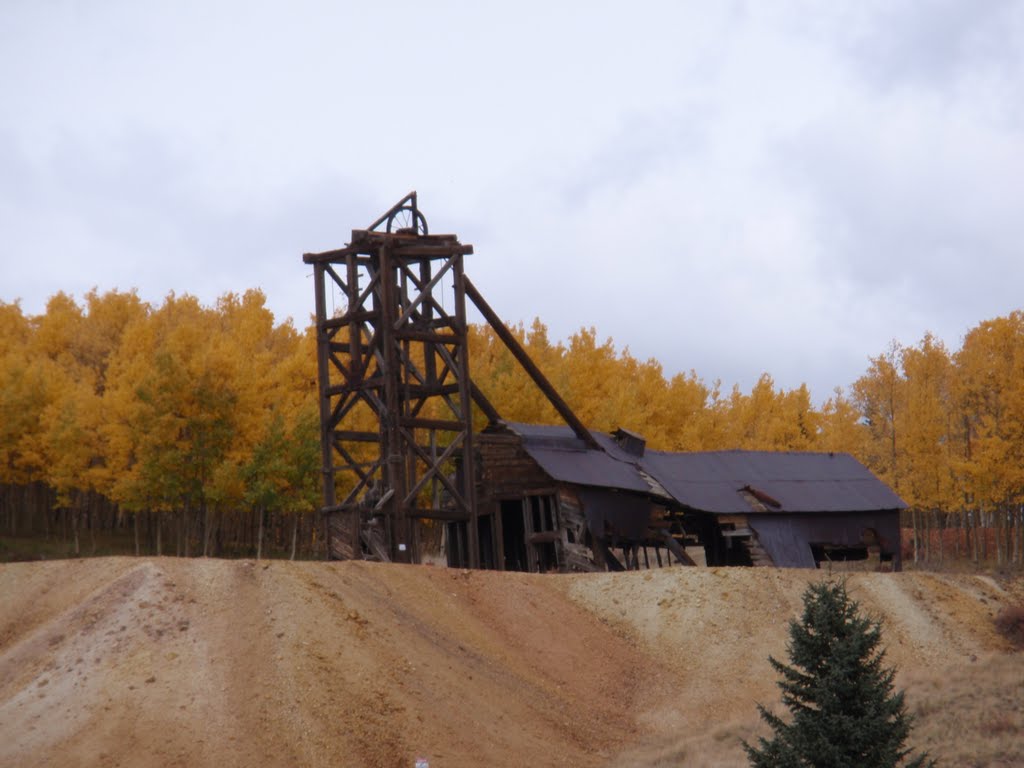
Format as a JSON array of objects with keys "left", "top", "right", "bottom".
[{"left": 303, "top": 192, "right": 497, "bottom": 566}]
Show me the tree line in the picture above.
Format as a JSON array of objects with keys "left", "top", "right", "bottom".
[
  {"left": 1, "top": 289, "right": 320, "bottom": 559},
  {"left": 1, "top": 289, "right": 1022, "bottom": 566}
]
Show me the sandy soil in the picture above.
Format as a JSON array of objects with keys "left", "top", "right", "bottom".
[{"left": 1, "top": 558, "right": 1021, "bottom": 768}]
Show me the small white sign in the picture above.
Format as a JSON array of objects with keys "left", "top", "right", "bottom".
[{"left": 398, "top": 543, "right": 407, "bottom": 552}]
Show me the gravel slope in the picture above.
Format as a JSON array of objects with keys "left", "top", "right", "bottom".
[{"left": 1, "top": 558, "right": 1021, "bottom": 768}]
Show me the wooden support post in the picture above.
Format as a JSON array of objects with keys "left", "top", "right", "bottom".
[
  {"left": 661, "top": 532, "right": 697, "bottom": 566},
  {"left": 313, "top": 263, "right": 338, "bottom": 559},
  {"left": 464, "top": 276, "right": 600, "bottom": 450}
]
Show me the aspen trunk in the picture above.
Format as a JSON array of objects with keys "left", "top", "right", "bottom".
[
  {"left": 180, "top": 512, "right": 188, "bottom": 561},
  {"left": 290, "top": 514, "right": 299, "bottom": 561},
  {"left": 981, "top": 506, "right": 988, "bottom": 562},
  {"left": 88, "top": 494, "right": 97, "bottom": 555},
  {"left": 1000, "top": 509, "right": 1007, "bottom": 567},
  {"left": 202, "top": 505, "right": 210, "bottom": 557},
  {"left": 950, "top": 512, "right": 958, "bottom": 561},
  {"left": 924, "top": 511, "right": 931, "bottom": 563},
  {"left": 1011, "top": 507, "right": 1019, "bottom": 569},
  {"left": 1008, "top": 509, "right": 1016, "bottom": 566},
  {"left": 1000, "top": 509, "right": 1006, "bottom": 566},
  {"left": 1005, "top": 509, "right": 1013, "bottom": 566},
  {"left": 994, "top": 508, "right": 1002, "bottom": 567},
  {"left": 972, "top": 509, "right": 980, "bottom": 564},
  {"left": 256, "top": 507, "right": 264, "bottom": 561},
  {"left": 134, "top": 512, "right": 140, "bottom": 556}
]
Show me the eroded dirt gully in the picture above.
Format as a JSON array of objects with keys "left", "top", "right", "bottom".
[{"left": 0, "top": 558, "right": 1021, "bottom": 768}]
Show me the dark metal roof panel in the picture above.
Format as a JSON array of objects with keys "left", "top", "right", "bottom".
[
  {"left": 515, "top": 445, "right": 653, "bottom": 492},
  {"left": 639, "top": 450, "right": 907, "bottom": 513},
  {"left": 500, "top": 422, "right": 652, "bottom": 493},
  {"left": 753, "top": 479, "right": 905, "bottom": 512},
  {"left": 500, "top": 422, "right": 586, "bottom": 445}
]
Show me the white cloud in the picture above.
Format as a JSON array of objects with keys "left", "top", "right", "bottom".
[{"left": 2, "top": 0, "right": 1022, "bottom": 404}]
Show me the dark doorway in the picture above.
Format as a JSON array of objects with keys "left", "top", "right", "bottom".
[
  {"left": 528, "top": 495, "right": 560, "bottom": 572},
  {"left": 445, "top": 516, "right": 497, "bottom": 569},
  {"left": 501, "top": 500, "right": 528, "bottom": 572},
  {"left": 478, "top": 514, "right": 494, "bottom": 570},
  {"left": 810, "top": 543, "right": 869, "bottom": 566},
  {"left": 446, "top": 520, "right": 467, "bottom": 568}
]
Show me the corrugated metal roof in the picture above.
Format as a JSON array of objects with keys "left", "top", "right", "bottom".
[
  {"left": 499, "top": 422, "right": 652, "bottom": 493},
  {"left": 642, "top": 450, "right": 906, "bottom": 514},
  {"left": 493, "top": 423, "right": 906, "bottom": 514}
]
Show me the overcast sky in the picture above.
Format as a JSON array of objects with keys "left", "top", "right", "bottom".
[{"left": 2, "top": 1, "right": 1022, "bottom": 404}]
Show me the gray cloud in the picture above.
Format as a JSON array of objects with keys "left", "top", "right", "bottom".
[{"left": 2, "top": 0, "right": 1022, "bottom": 405}]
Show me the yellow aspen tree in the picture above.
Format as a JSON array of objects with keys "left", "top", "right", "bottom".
[
  {"left": 0, "top": 301, "right": 50, "bottom": 535},
  {"left": 663, "top": 371, "right": 713, "bottom": 452},
  {"left": 700, "top": 379, "right": 732, "bottom": 450},
  {"left": 819, "top": 387, "right": 868, "bottom": 458},
  {"left": 900, "top": 334, "right": 957, "bottom": 561},
  {"left": 954, "top": 313, "right": 1024, "bottom": 565},
  {"left": 17, "top": 295, "right": 92, "bottom": 518},
  {"left": 469, "top": 321, "right": 558, "bottom": 424},
  {"left": 0, "top": 302, "right": 44, "bottom": 487},
  {"left": 39, "top": 375, "right": 104, "bottom": 554},
  {"left": 105, "top": 294, "right": 239, "bottom": 556},
  {"left": 622, "top": 356, "right": 677, "bottom": 450},
  {"left": 772, "top": 383, "right": 819, "bottom": 451},
  {"left": 522, "top": 318, "right": 565, "bottom": 425},
  {"left": 78, "top": 289, "right": 148, "bottom": 393},
  {"left": 722, "top": 374, "right": 792, "bottom": 450},
  {"left": 561, "top": 327, "right": 621, "bottom": 432},
  {"left": 853, "top": 342, "right": 907, "bottom": 495}
]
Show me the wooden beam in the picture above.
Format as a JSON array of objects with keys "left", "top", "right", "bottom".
[
  {"left": 303, "top": 247, "right": 358, "bottom": 264},
  {"left": 464, "top": 276, "right": 600, "bottom": 450},
  {"left": 399, "top": 416, "right": 466, "bottom": 432},
  {"left": 528, "top": 531, "right": 560, "bottom": 544},
  {"left": 391, "top": 244, "right": 474, "bottom": 257},
  {"left": 393, "top": 329, "right": 460, "bottom": 344},
  {"left": 322, "top": 310, "right": 378, "bottom": 330},
  {"left": 410, "top": 508, "right": 471, "bottom": 522},
  {"left": 470, "top": 383, "right": 502, "bottom": 424},
  {"left": 660, "top": 532, "right": 697, "bottom": 566},
  {"left": 393, "top": 255, "right": 458, "bottom": 329},
  {"left": 332, "top": 430, "right": 379, "bottom": 443},
  {"left": 592, "top": 537, "right": 626, "bottom": 572}
]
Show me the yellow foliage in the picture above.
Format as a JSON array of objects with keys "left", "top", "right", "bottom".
[{"left": 2, "top": 288, "right": 1023, "bottom": 530}]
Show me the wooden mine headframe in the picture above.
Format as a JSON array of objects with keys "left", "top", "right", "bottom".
[
  {"left": 304, "top": 192, "right": 601, "bottom": 567},
  {"left": 303, "top": 193, "right": 496, "bottom": 565}
]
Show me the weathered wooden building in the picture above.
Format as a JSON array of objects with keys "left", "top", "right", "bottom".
[
  {"left": 458, "top": 422, "right": 905, "bottom": 573},
  {"left": 463, "top": 422, "right": 693, "bottom": 573}
]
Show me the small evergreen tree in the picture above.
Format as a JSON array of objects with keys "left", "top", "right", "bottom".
[{"left": 744, "top": 581, "right": 935, "bottom": 768}]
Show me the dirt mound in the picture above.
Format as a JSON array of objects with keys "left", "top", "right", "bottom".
[{"left": 1, "top": 558, "right": 1021, "bottom": 768}]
